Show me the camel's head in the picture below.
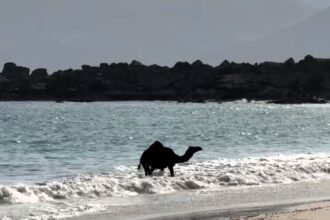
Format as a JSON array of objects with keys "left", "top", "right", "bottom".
[{"left": 187, "top": 146, "right": 203, "bottom": 154}]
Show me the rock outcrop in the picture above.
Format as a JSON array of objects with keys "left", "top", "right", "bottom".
[{"left": 1, "top": 55, "right": 330, "bottom": 103}]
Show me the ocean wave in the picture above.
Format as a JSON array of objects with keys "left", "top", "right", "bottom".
[{"left": 1, "top": 153, "right": 330, "bottom": 204}]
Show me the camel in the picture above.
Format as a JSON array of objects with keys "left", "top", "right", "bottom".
[{"left": 138, "top": 141, "right": 202, "bottom": 176}]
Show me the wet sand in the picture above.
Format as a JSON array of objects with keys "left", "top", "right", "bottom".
[
  {"left": 231, "top": 202, "right": 330, "bottom": 220},
  {"left": 66, "top": 201, "right": 330, "bottom": 220}
]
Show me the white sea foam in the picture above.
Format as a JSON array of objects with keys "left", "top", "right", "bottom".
[
  {"left": 0, "top": 202, "right": 106, "bottom": 220},
  {"left": 1, "top": 153, "right": 330, "bottom": 205}
]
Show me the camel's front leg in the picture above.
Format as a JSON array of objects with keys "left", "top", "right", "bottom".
[
  {"left": 149, "top": 167, "right": 155, "bottom": 175},
  {"left": 168, "top": 166, "right": 175, "bottom": 177}
]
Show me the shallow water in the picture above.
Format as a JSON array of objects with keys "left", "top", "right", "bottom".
[{"left": 1, "top": 101, "right": 330, "bottom": 219}]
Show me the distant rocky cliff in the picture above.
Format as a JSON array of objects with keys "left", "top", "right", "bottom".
[{"left": 1, "top": 55, "right": 330, "bottom": 103}]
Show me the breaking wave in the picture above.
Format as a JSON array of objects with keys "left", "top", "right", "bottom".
[{"left": 1, "top": 153, "right": 330, "bottom": 204}]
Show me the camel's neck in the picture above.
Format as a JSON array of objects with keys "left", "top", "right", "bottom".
[{"left": 175, "top": 150, "right": 194, "bottom": 163}]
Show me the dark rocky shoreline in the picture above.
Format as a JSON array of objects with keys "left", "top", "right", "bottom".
[{"left": 1, "top": 55, "right": 330, "bottom": 104}]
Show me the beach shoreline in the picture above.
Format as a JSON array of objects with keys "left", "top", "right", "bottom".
[{"left": 63, "top": 179, "right": 330, "bottom": 220}]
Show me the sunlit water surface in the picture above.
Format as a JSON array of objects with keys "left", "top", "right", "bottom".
[{"left": 1, "top": 101, "right": 330, "bottom": 219}]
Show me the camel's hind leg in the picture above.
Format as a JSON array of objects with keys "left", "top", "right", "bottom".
[{"left": 142, "top": 164, "right": 151, "bottom": 176}]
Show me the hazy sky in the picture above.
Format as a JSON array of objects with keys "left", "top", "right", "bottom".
[
  {"left": 299, "top": 0, "right": 330, "bottom": 9},
  {"left": 0, "top": 0, "right": 330, "bottom": 72}
]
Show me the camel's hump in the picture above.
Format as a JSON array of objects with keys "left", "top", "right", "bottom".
[{"left": 149, "top": 141, "right": 165, "bottom": 149}]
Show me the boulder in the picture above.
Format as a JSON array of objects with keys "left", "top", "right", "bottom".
[
  {"left": 191, "top": 60, "right": 203, "bottom": 67},
  {"left": 130, "top": 60, "right": 144, "bottom": 66},
  {"left": 81, "top": 65, "right": 94, "bottom": 72},
  {"left": 284, "top": 57, "right": 295, "bottom": 66},
  {"left": 217, "top": 60, "right": 230, "bottom": 69},
  {"left": 30, "top": 68, "right": 48, "bottom": 81},
  {"left": 173, "top": 61, "right": 190, "bottom": 70},
  {"left": 1, "top": 62, "right": 30, "bottom": 79}
]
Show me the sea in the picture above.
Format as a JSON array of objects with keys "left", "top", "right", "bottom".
[{"left": 1, "top": 101, "right": 330, "bottom": 219}]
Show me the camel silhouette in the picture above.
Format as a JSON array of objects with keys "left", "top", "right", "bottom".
[{"left": 138, "top": 141, "right": 203, "bottom": 176}]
